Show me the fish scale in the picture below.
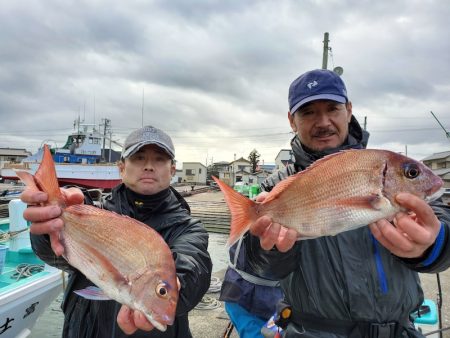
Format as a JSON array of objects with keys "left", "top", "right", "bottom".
[{"left": 214, "top": 149, "right": 443, "bottom": 246}]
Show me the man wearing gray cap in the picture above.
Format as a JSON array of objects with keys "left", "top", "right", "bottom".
[{"left": 20, "top": 125, "right": 213, "bottom": 338}]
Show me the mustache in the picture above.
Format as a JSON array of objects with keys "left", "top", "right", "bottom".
[{"left": 312, "top": 128, "right": 337, "bottom": 137}]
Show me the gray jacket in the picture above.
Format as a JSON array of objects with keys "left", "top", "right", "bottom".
[{"left": 246, "top": 117, "right": 450, "bottom": 337}]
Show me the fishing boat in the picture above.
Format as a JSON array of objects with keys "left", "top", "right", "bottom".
[
  {"left": 0, "top": 119, "right": 122, "bottom": 190},
  {"left": 0, "top": 199, "right": 64, "bottom": 338}
]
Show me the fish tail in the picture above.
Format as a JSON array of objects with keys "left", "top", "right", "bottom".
[
  {"left": 34, "top": 145, "right": 63, "bottom": 204},
  {"left": 212, "top": 176, "right": 257, "bottom": 247}
]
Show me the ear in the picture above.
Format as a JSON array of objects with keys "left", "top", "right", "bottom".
[
  {"left": 288, "top": 111, "right": 297, "bottom": 132},
  {"left": 117, "top": 160, "right": 125, "bottom": 177},
  {"left": 170, "top": 163, "right": 176, "bottom": 176},
  {"left": 346, "top": 102, "right": 353, "bottom": 123}
]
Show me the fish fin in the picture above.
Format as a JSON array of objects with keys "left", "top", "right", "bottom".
[
  {"left": 85, "top": 244, "right": 129, "bottom": 286},
  {"left": 74, "top": 286, "right": 111, "bottom": 301},
  {"left": 33, "top": 145, "right": 64, "bottom": 205},
  {"left": 15, "top": 170, "right": 40, "bottom": 191},
  {"left": 212, "top": 176, "right": 256, "bottom": 247},
  {"left": 335, "top": 194, "right": 387, "bottom": 210},
  {"left": 263, "top": 174, "right": 299, "bottom": 204}
]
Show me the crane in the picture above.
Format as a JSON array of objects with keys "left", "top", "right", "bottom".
[{"left": 430, "top": 111, "right": 450, "bottom": 143}]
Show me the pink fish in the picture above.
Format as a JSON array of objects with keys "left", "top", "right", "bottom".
[
  {"left": 16, "top": 145, "right": 178, "bottom": 332},
  {"left": 214, "top": 149, "right": 443, "bottom": 246}
]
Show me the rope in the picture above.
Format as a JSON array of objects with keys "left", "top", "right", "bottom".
[
  {"left": 11, "top": 263, "right": 45, "bottom": 281},
  {"left": 0, "top": 228, "right": 29, "bottom": 243},
  {"left": 207, "top": 276, "right": 222, "bottom": 293},
  {"left": 194, "top": 276, "right": 223, "bottom": 310},
  {"left": 195, "top": 295, "right": 221, "bottom": 310}
]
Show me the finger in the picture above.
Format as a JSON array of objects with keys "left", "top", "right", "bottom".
[
  {"left": 255, "top": 191, "right": 269, "bottom": 203},
  {"left": 117, "top": 306, "right": 137, "bottom": 335},
  {"left": 62, "top": 188, "right": 85, "bottom": 206},
  {"left": 276, "top": 228, "right": 298, "bottom": 252},
  {"left": 49, "top": 232, "right": 65, "bottom": 256},
  {"left": 176, "top": 277, "right": 181, "bottom": 291},
  {"left": 20, "top": 190, "right": 48, "bottom": 205},
  {"left": 133, "top": 311, "right": 154, "bottom": 332},
  {"left": 28, "top": 218, "right": 64, "bottom": 235},
  {"left": 396, "top": 193, "right": 439, "bottom": 228},
  {"left": 23, "top": 205, "right": 62, "bottom": 223},
  {"left": 394, "top": 213, "right": 434, "bottom": 245},
  {"left": 369, "top": 220, "right": 414, "bottom": 254},
  {"left": 260, "top": 222, "right": 281, "bottom": 250},
  {"left": 249, "top": 216, "right": 272, "bottom": 237}
]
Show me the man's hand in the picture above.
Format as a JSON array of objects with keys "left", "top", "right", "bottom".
[
  {"left": 248, "top": 192, "right": 298, "bottom": 252},
  {"left": 117, "top": 278, "right": 181, "bottom": 334},
  {"left": 20, "top": 187, "right": 84, "bottom": 256},
  {"left": 369, "top": 192, "right": 441, "bottom": 258},
  {"left": 117, "top": 306, "right": 155, "bottom": 334}
]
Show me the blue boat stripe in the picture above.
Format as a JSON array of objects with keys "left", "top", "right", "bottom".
[
  {"left": 421, "top": 223, "right": 445, "bottom": 267},
  {"left": 371, "top": 234, "right": 388, "bottom": 294}
]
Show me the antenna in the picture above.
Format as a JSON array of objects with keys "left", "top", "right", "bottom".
[{"left": 430, "top": 111, "right": 450, "bottom": 142}]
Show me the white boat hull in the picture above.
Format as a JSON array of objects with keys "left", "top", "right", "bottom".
[
  {"left": 0, "top": 266, "right": 64, "bottom": 338},
  {"left": 1, "top": 163, "right": 121, "bottom": 190}
]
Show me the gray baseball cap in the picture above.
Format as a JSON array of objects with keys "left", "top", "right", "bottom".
[{"left": 121, "top": 126, "right": 175, "bottom": 159}]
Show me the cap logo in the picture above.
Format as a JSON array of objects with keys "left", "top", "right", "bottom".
[
  {"left": 143, "top": 131, "right": 154, "bottom": 139},
  {"left": 307, "top": 80, "right": 318, "bottom": 89}
]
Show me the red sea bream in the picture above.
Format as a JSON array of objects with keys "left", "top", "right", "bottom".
[
  {"left": 16, "top": 145, "right": 178, "bottom": 332},
  {"left": 214, "top": 149, "right": 443, "bottom": 246}
]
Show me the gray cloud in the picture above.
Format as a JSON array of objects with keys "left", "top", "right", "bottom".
[{"left": 0, "top": 0, "right": 449, "bottom": 164}]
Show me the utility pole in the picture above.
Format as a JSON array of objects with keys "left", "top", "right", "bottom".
[
  {"left": 322, "top": 32, "right": 330, "bottom": 70},
  {"left": 101, "top": 118, "right": 111, "bottom": 162},
  {"left": 322, "top": 32, "right": 344, "bottom": 75}
]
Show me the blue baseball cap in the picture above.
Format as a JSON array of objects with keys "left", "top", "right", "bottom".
[{"left": 288, "top": 69, "right": 348, "bottom": 114}]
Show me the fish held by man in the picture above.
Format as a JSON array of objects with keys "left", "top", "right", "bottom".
[
  {"left": 16, "top": 145, "right": 178, "bottom": 332},
  {"left": 213, "top": 149, "right": 443, "bottom": 247}
]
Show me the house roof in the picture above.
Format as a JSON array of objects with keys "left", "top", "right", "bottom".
[
  {"left": 432, "top": 168, "right": 450, "bottom": 176},
  {"left": 422, "top": 151, "right": 450, "bottom": 161},
  {"left": 182, "top": 162, "right": 207, "bottom": 168},
  {"left": 0, "top": 148, "right": 32, "bottom": 157},
  {"left": 275, "top": 149, "right": 293, "bottom": 161},
  {"left": 230, "top": 157, "right": 250, "bottom": 164}
]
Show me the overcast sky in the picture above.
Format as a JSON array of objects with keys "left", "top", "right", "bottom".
[{"left": 1, "top": 0, "right": 449, "bottom": 167}]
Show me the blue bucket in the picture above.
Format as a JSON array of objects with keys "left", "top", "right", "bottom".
[{"left": 0, "top": 244, "right": 7, "bottom": 274}]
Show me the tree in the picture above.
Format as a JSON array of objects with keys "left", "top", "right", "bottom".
[{"left": 248, "top": 149, "right": 260, "bottom": 174}]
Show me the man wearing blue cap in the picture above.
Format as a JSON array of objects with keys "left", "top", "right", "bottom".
[{"left": 243, "top": 69, "right": 450, "bottom": 337}]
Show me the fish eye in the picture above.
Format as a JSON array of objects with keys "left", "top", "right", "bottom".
[
  {"left": 404, "top": 163, "right": 420, "bottom": 179},
  {"left": 156, "top": 283, "right": 168, "bottom": 298}
]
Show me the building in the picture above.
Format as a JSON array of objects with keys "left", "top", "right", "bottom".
[
  {"left": 181, "top": 162, "right": 207, "bottom": 184},
  {"left": 275, "top": 149, "right": 294, "bottom": 170},
  {"left": 228, "top": 157, "right": 252, "bottom": 185},
  {"left": 422, "top": 151, "right": 450, "bottom": 188},
  {"left": 422, "top": 150, "right": 450, "bottom": 205},
  {"left": 0, "top": 148, "right": 32, "bottom": 167}
]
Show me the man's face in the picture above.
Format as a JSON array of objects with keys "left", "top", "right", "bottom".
[
  {"left": 288, "top": 99, "right": 353, "bottom": 151},
  {"left": 118, "top": 144, "right": 175, "bottom": 195}
]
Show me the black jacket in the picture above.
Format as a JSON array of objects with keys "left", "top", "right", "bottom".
[
  {"left": 246, "top": 117, "right": 450, "bottom": 337},
  {"left": 30, "top": 184, "right": 212, "bottom": 338}
]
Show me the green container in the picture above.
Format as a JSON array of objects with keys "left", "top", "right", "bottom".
[{"left": 249, "top": 185, "right": 260, "bottom": 199}]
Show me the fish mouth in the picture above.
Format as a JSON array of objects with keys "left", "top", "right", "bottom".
[
  {"left": 426, "top": 188, "right": 445, "bottom": 202},
  {"left": 143, "top": 313, "right": 167, "bottom": 332}
]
